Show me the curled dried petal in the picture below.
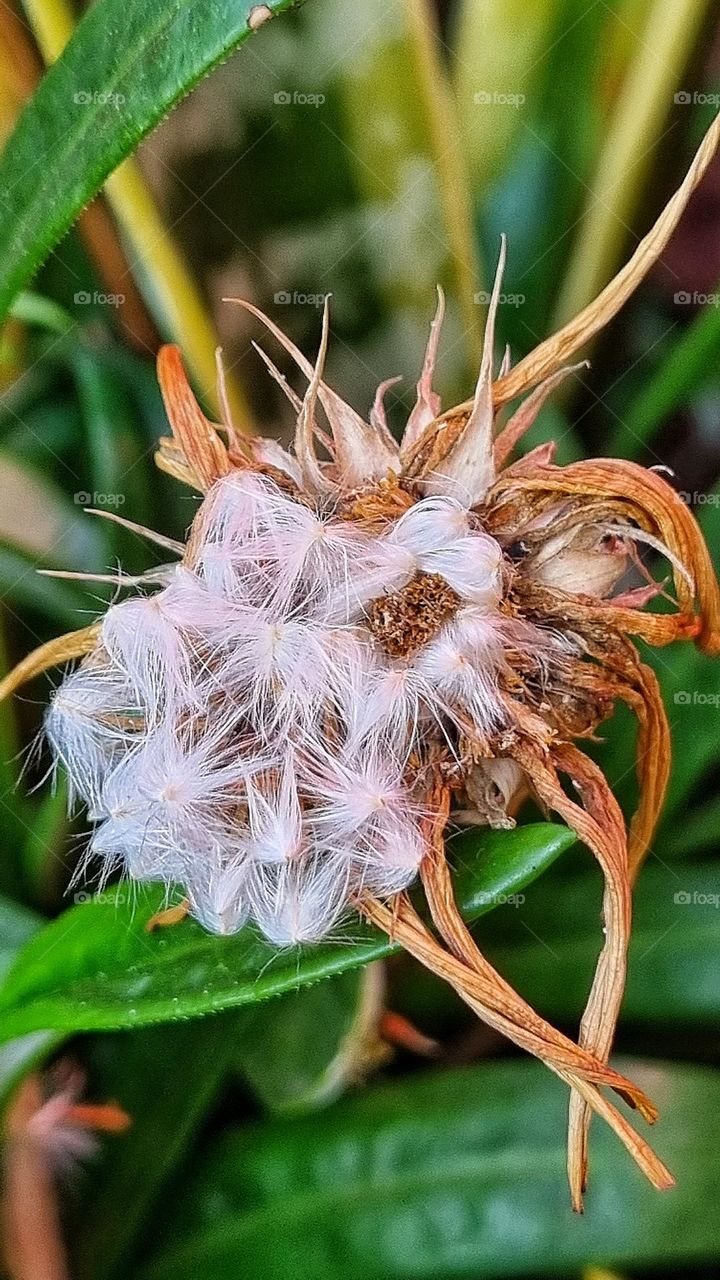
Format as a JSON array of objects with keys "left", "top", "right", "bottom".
[{"left": 156, "top": 345, "right": 231, "bottom": 492}]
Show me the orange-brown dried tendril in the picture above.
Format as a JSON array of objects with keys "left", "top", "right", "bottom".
[{"left": 3, "top": 113, "right": 720, "bottom": 1212}]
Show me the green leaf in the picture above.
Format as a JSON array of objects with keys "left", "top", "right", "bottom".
[
  {"left": 138, "top": 1058, "right": 720, "bottom": 1279},
  {"left": 9, "top": 291, "right": 74, "bottom": 335},
  {"left": 0, "top": 543, "right": 93, "bottom": 627},
  {"left": 21, "top": 777, "right": 71, "bottom": 905},
  {"left": 660, "top": 792, "right": 720, "bottom": 858},
  {"left": 70, "top": 1017, "right": 250, "bottom": 1280},
  {"left": 0, "top": 894, "right": 43, "bottom": 979},
  {"left": 480, "top": 861, "right": 720, "bottom": 1026},
  {"left": 477, "top": 0, "right": 606, "bottom": 352},
  {"left": 454, "top": 0, "right": 564, "bottom": 188},
  {"left": 237, "top": 967, "right": 378, "bottom": 1114},
  {"left": 0, "top": 894, "right": 58, "bottom": 1105},
  {"left": 0, "top": 823, "right": 574, "bottom": 1042},
  {"left": 0, "top": 0, "right": 299, "bottom": 324},
  {"left": 608, "top": 298, "right": 720, "bottom": 458},
  {"left": 67, "top": 346, "right": 154, "bottom": 569}
]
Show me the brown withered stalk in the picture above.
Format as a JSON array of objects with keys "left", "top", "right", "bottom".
[{"left": 2, "top": 114, "right": 720, "bottom": 1212}]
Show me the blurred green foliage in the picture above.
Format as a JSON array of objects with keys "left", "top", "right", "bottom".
[{"left": 0, "top": 0, "right": 719, "bottom": 1277}]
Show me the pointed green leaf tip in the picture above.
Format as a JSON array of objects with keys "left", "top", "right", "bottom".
[{"left": 0, "top": 0, "right": 299, "bottom": 324}]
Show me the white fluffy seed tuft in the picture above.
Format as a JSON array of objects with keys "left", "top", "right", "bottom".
[{"left": 47, "top": 472, "right": 515, "bottom": 943}]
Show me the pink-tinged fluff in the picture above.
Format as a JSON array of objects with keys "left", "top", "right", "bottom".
[
  {"left": 46, "top": 466, "right": 521, "bottom": 943},
  {"left": 31, "top": 126, "right": 720, "bottom": 1204}
]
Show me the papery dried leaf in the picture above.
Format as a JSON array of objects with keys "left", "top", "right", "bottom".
[
  {"left": 247, "top": 435, "right": 302, "bottom": 486},
  {"left": 435, "top": 112, "right": 720, "bottom": 429},
  {"left": 526, "top": 532, "right": 629, "bottom": 600},
  {"left": 360, "top": 888, "right": 673, "bottom": 1198},
  {"left": 613, "top": 659, "right": 671, "bottom": 882},
  {"left": 370, "top": 377, "right": 403, "bottom": 443},
  {"left": 417, "top": 239, "right": 506, "bottom": 502},
  {"left": 512, "top": 577, "right": 699, "bottom": 649},
  {"left": 492, "top": 459, "right": 720, "bottom": 652},
  {"left": 493, "top": 364, "right": 586, "bottom": 467},
  {"left": 503, "top": 736, "right": 635, "bottom": 1207},
  {"left": 252, "top": 342, "right": 303, "bottom": 414},
  {"left": 156, "top": 345, "right": 231, "bottom": 493},
  {"left": 549, "top": 742, "right": 631, "bottom": 1210},
  {"left": 84, "top": 509, "right": 184, "bottom": 556},
  {"left": 361, "top": 887, "right": 643, "bottom": 1103},
  {"left": 214, "top": 347, "right": 246, "bottom": 462},
  {"left": 153, "top": 436, "right": 202, "bottom": 490},
  {"left": 402, "top": 286, "right": 445, "bottom": 454},
  {"left": 295, "top": 295, "right": 335, "bottom": 494},
  {"left": 465, "top": 758, "right": 524, "bottom": 828},
  {"left": 496, "top": 113, "right": 720, "bottom": 403},
  {"left": 415, "top": 782, "right": 664, "bottom": 1211},
  {"left": 227, "top": 298, "right": 401, "bottom": 487}
]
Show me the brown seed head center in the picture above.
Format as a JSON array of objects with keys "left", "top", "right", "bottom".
[{"left": 366, "top": 571, "right": 461, "bottom": 658}]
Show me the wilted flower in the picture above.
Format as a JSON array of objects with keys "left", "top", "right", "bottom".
[
  {"left": 4, "top": 115, "right": 720, "bottom": 1209},
  {"left": 2, "top": 1069, "right": 129, "bottom": 1280}
]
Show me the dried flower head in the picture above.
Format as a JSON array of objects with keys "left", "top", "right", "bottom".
[{"left": 4, "top": 115, "right": 720, "bottom": 1210}]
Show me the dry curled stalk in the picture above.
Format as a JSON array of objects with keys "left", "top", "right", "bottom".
[{"left": 4, "top": 115, "right": 720, "bottom": 1211}]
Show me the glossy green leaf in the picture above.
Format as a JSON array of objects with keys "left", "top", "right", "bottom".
[
  {"left": 0, "top": 894, "right": 58, "bottom": 1104},
  {"left": 0, "top": 0, "right": 299, "bottom": 324},
  {"left": 480, "top": 861, "right": 720, "bottom": 1026},
  {"left": 237, "top": 967, "right": 375, "bottom": 1114},
  {"left": 138, "top": 1058, "right": 720, "bottom": 1280},
  {"left": 72, "top": 974, "right": 379, "bottom": 1276},
  {"left": 0, "top": 823, "right": 574, "bottom": 1042}
]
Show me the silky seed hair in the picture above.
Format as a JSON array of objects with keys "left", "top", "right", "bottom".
[
  {"left": 9, "top": 124, "right": 720, "bottom": 1209},
  {"left": 48, "top": 462, "right": 535, "bottom": 942}
]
